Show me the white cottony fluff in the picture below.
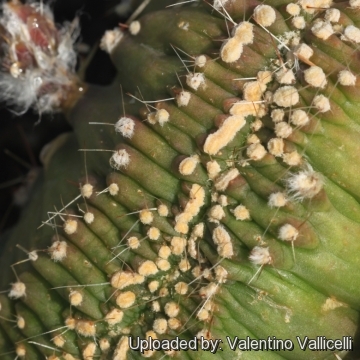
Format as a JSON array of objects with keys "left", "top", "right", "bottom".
[{"left": 0, "top": 2, "right": 80, "bottom": 114}]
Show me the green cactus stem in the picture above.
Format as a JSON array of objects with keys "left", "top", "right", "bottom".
[{"left": 2, "top": 0, "right": 360, "bottom": 359}]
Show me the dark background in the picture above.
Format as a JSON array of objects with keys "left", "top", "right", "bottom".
[{"left": 0, "top": 0, "right": 126, "bottom": 233}]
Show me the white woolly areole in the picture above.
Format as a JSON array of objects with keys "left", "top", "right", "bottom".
[
  {"left": 243, "top": 81, "right": 266, "bottom": 101},
  {"left": 105, "top": 308, "right": 124, "bottom": 325},
  {"left": 99, "top": 338, "right": 110, "bottom": 352},
  {"left": 174, "top": 184, "right": 205, "bottom": 234},
  {"left": 17, "top": 316, "right": 25, "bottom": 329},
  {"left": 206, "top": 160, "right": 221, "bottom": 179},
  {"left": 253, "top": 5, "right": 276, "bottom": 27},
  {"left": 186, "top": 73, "right": 206, "bottom": 91},
  {"left": 100, "top": 28, "right": 123, "bottom": 53},
  {"left": 16, "top": 344, "right": 26, "bottom": 357},
  {"left": 52, "top": 335, "right": 65, "bottom": 348},
  {"left": 215, "top": 265, "right": 228, "bottom": 283},
  {"left": 249, "top": 246, "right": 272, "bottom": 265},
  {"left": 49, "top": 241, "right": 67, "bottom": 262},
  {"left": 175, "top": 281, "right": 188, "bottom": 295},
  {"left": 275, "top": 122, "right": 293, "bottom": 139},
  {"left": 180, "top": 258, "right": 191, "bottom": 272},
  {"left": 213, "top": 0, "right": 230, "bottom": 10},
  {"left": 325, "top": 8, "right": 340, "bottom": 22},
  {"left": 113, "top": 337, "right": 129, "bottom": 360},
  {"left": 232, "top": 21, "right": 254, "bottom": 44},
  {"left": 109, "top": 183, "right": 119, "bottom": 196},
  {"left": 179, "top": 155, "right": 200, "bottom": 175},
  {"left": 257, "top": 70, "right": 273, "bottom": 85},
  {"left": 286, "top": 168, "right": 323, "bottom": 199},
  {"left": 9, "top": 282, "right": 26, "bottom": 299},
  {"left": 28, "top": 251, "right": 38, "bottom": 262},
  {"left": 127, "top": 236, "right": 140, "bottom": 249},
  {"left": 311, "top": 21, "right": 334, "bottom": 40},
  {"left": 275, "top": 68, "right": 295, "bottom": 85},
  {"left": 292, "top": 16, "right": 306, "bottom": 30},
  {"left": 110, "top": 149, "right": 130, "bottom": 170},
  {"left": 115, "top": 117, "right": 135, "bottom": 138},
  {"left": 290, "top": 109, "right": 309, "bottom": 127},
  {"left": 165, "top": 302, "right": 180, "bottom": 318},
  {"left": 268, "top": 192, "right": 287, "bottom": 208},
  {"left": 251, "top": 119, "right": 262, "bottom": 133},
  {"left": 81, "top": 183, "right": 93, "bottom": 198},
  {"left": 350, "top": 0, "right": 360, "bottom": 7},
  {"left": 232, "top": 205, "right": 250, "bottom": 220},
  {"left": 176, "top": 91, "right": 191, "bottom": 107},
  {"left": 76, "top": 320, "right": 96, "bottom": 337},
  {"left": 304, "top": 66, "right": 327, "bottom": 88},
  {"left": 195, "top": 55, "right": 207, "bottom": 68},
  {"left": 116, "top": 291, "right": 136, "bottom": 308},
  {"left": 271, "top": 109, "right": 285, "bottom": 123},
  {"left": 267, "top": 138, "right": 284, "bottom": 157},
  {"left": 83, "top": 343, "right": 96, "bottom": 360},
  {"left": 129, "top": 21, "right": 141, "bottom": 35},
  {"left": 215, "top": 168, "right": 239, "bottom": 191},
  {"left": 192, "top": 222, "right": 204, "bottom": 238},
  {"left": 220, "top": 37, "right": 243, "bottom": 63},
  {"left": 279, "top": 224, "right": 299, "bottom": 241},
  {"left": 139, "top": 209, "right": 154, "bottom": 225},
  {"left": 273, "top": 86, "right": 299, "bottom": 107},
  {"left": 286, "top": 3, "right": 300, "bottom": 16},
  {"left": 171, "top": 237, "right": 187, "bottom": 255},
  {"left": 230, "top": 100, "right": 266, "bottom": 118},
  {"left": 157, "top": 204, "right": 169, "bottom": 217},
  {"left": 338, "top": 70, "right": 357, "bottom": 86},
  {"left": 138, "top": 260, "right": 158, "bottom": 276},
  {"left": 156, "top": 109, "right": 170, "bottom": 126},
  {"left": 147, "top": 227, "right": 160, "bottom": 240},
  {"left": 64, "top": 219, "right": 77, "bottom": 235},
  {"left": 299, "top": 0, "right": 332, "bottom": 14},
  {"left": 148, "top": 280, "right": 159, "bottom": 293},
  {"left": 84, "top": 212, "right": 95, "bottom": 224},
  {"left": 208, "top": 204, "right": 225, "bottom": 222},
  {"left": 283, "top": 151, "right": 302, "bottom": 166},
  {"left": 247, "top": 143, "right": 267, "bottom": 161},
  {"left": 343, "top": 25, "right": 360, "bottom": 43},
  {"left": 69, "top": 291, "right": 83, "bottom": 306},
  {"left": 157, "top": 258, "right": 170, "bottom": 271},
  {"left": 197, "top": 309, "right": 209, "bottom": 321},
  {"left": 199, "top": 282, "right": 218, "bottom": 299},
  {"left": 111, "top": 271, "right": 144, "bottom": 290},
  {"left": 313, "top": 94, "right": 331, "bottom": 112},
  {"left": 203, "top": 115, "right": 246, "bottom": 155},
  {"left": 212, "top": 225, "right": 234, "bottom": 258},
  {"left": 153, "top": 318, "right": 167, "bottom": 334},
  {"left": 247, "top": 134, "right": 260, "bottom": 144}
]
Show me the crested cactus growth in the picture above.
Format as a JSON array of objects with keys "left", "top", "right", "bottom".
[{"left": 2, "top": 0, "right": 360, "bottom": 359}]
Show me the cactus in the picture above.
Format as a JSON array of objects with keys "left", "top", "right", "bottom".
[{"left": 1, "top": 0, "right": 360, "bottom": 359}]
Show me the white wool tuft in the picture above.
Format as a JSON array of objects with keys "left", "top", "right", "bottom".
[
  {"left": 290, "top": 109, "right": 309, "bottom": 127},
  {"left": 110, "top": 149, "right": 130, "bottom": 169},
  {"left": 286, "top": 167, "right": 323, "bottom": 200},
  {"left": 279, "top": 224, "right": 299, "bottom": 241},
  {"left": 343, "top": 25, "right": 360, "bottom": 43},
  {"left": 338, "top": 70, "right": 356, "bottom": 86},
  {"left": 249, "top": 246, "right": 272, "bottom": 265},
  {"left": 304, "top": 66, "right": 327, "bottom": 88},
  {"left": 313, "top": 95, "right": 331, "bottom": 113},
  {"left": 273, "top": 86, "right": 299, "bottom": 107},
  {"left": 100, "top": 28, "right": 123, "bottom": 53},
  {"left": 115, "top": 117, "right": 135, "bottom": 138},
  {"left": 253, "top": 5, "right": 276, "bottom": 27}
]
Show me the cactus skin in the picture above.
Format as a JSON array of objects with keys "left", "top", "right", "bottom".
[{"left": 2, "top": 0, "right": 360, "bottom": 359}]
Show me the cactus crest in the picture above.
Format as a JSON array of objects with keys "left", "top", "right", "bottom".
[{"left": 2, "top": 0, "right": 360, "bottom": 359}]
